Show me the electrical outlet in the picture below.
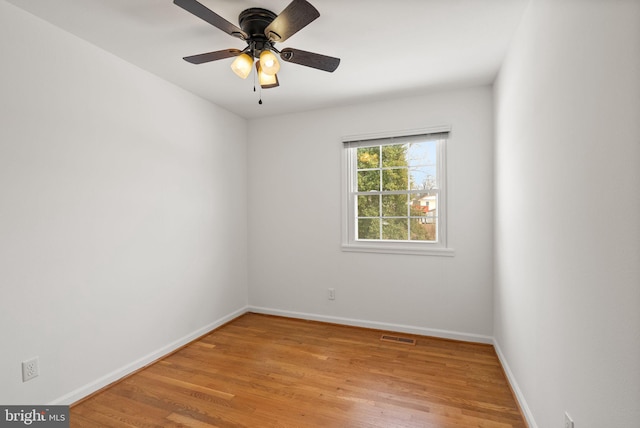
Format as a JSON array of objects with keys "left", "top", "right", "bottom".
[
  {"left": 22, "top": 357, "right": 39, "bottom": 382},
  {"left": 328, "top": 288, "right": 335, "bottom": 300},
  {"left": 564, "top": 412, "right": 574, "bottom": 428}
]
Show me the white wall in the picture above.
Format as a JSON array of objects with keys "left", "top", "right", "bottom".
[
  {"left": 248, "top": 87, "right": 495, "bottom": 340},
  {"left": 494, "top": 0, "right": 640, "bottom": 426},
  {"left": 0, "top": 1, "right": 248, "bottom": 405}
]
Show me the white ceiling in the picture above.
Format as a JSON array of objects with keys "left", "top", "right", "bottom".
[{"left": 6, "top": 0, "right": 529, "bottom": 119}]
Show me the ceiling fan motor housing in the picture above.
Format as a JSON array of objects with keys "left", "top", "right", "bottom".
[{"left": 239, "top": 8, "right": 278, "bottom": 55}]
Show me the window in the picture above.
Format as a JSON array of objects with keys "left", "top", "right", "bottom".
[{"left": 342, "top": 128, "right": 454, "bottom": 256}]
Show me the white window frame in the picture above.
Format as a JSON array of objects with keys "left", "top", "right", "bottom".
[{"left": 341, "top": 126, "right": 454, "bottom": 256}]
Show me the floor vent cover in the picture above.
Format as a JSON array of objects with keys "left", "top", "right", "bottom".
[{"left": 380, "top": 335, "right": 416, "bottom": 346}]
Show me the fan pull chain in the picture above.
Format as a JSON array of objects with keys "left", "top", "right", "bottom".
[
  {"left": 256, "top": 66, "right": 263, "bottom": 105},
  {"left": 252, "top": 60, "right": 256, "bottom": 93},
  {"left": 250, "top": 55, "right": 262, "bottom": 105}
]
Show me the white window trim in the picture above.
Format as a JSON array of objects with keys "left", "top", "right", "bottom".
[{"left": 341, "top": 126, "right": 455, "bottom": 257}]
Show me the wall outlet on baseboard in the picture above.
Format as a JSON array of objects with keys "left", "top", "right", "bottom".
[
  {"left": 328, "top": 288, "right": 335, "bottom": 300},
  {"left": 564, "top": 412, "right": 574, "bottom": 428},
  {"left": 22, "top": 357, "right": 39, "bottom": 382}
]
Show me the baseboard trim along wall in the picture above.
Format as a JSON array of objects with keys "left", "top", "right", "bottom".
[
  {"left": 50, "top": 306, "right": 250, "bottom": 406},
  {"left": 493, "top": 339, "right": 537, "bottom": 428},
  {"left": 248, "top": 306, "right": 494, "bottom": 344}
]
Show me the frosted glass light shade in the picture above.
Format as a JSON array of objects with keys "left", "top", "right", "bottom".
[
  {"left": 259, "top": 50, "right": 280, "bottom": 75},
  {"left": 256, "top": 61, "right": 279, "bottom": 89},
  {"left": 230, "top": 53, "right": 253, "bottom": 79}
]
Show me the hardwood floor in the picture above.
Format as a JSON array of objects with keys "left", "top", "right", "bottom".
[{"left": 71, "top": 313, "right": 526, "bottom": 427}]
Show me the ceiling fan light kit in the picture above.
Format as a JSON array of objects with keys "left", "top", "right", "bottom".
[{"left": 174, "top": 0, "right": 340, "bottom": 102}]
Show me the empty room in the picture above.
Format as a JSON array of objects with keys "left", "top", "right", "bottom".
[{"left": 1, "top": 0, "right": 638, "bottom": 427}]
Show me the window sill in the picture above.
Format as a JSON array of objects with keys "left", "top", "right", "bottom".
[{"left": 341, "top": 243, "right": 455, "bottom": 257}]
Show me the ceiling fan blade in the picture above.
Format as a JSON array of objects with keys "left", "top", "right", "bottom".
[
  {"left": 280, "top": 48, "right": 340, "bottom": 72},
  {"left": 183, "top": 49, "right": 243, "bottom": 64},
  {"left": 174, "top": 0, "right": 247, "bottom": 40},
  {"left": 264, "top": 0, "right": 320, "bottom": 43}
]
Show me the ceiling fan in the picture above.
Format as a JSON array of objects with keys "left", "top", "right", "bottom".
[{"left": 174, "top": 0, "right": 340, "bottom": 91}]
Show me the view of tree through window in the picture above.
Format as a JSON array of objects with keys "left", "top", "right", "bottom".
[{"left": 354, "top": 139, "right": 438, "bottom": 241}]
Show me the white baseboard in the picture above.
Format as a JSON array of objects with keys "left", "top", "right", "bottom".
[
  {"left": 248, "top": 306, "right": 494, "bottom": 344},
  {"left": 50, "top": 306, "right": 250, "bottom": 405},
  {"left": 493, "top": 338, "right": 537, "bottom": 428}
]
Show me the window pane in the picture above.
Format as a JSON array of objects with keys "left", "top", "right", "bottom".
[
  {"left": 358, "top": 218, "right": 380, "bottom": 240},
  {"left": 410, "top": 192, "right": 437, "bottom": 219},
  {"left": 382, "top": 219, "right": 408, "bottom": 240},
  {"left": 357, "top": 147, "right": 379, "bottom": 169},
  {"left": 409, "top": 165, "right": 437, "bottom": 190},
  {"left": 358, "top": 195, "right": 380, "bottom": 217},
  {"left": 411, "top": 191, "right": 438, "bottom": 209},
  {"left": 407, "top": 141, "right": 437, "bottom": 168},
  {"left": 410, "top": 218, "right": 437, "bottom": 241},
  {"left": 382, "top": 194, "right": 407, "bottom": 217},
  {"left": 357, "top": 170, "right": 380, "bottom": 191},
  {"left": 382, "top": 168, "right": 408, "bottom": 191},
  {"left": 382, "top": 144, "right": 408, "bottom": 167}
]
